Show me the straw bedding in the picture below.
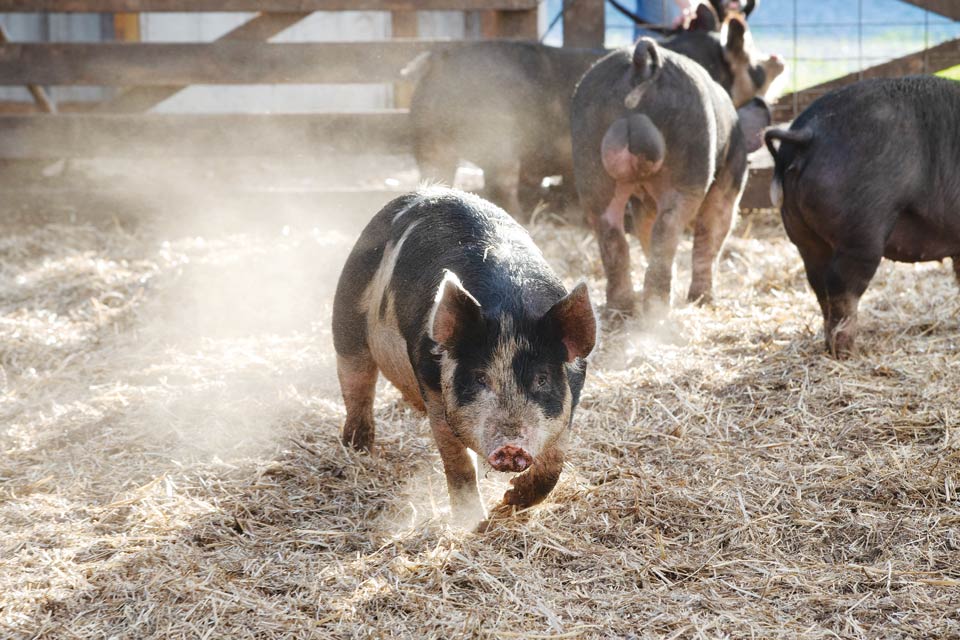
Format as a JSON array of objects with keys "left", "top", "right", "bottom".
[{"left": 1, "top": 203, "right": 958, "bottom": 639}]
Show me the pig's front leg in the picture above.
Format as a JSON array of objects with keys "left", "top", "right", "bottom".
[
  {"left": 501, "top": 443, "right": 565, "bottom": 510},
  {"left": 952, "top": 255, "right": 960, "bottom": 287},
  {"left": 428, "top": 409, "right": 485, "bottom": 526},
  {"left": 592, "top": 182, "right": 635, "bottom": 314}
]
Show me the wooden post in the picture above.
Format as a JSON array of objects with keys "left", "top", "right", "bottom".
[
  {"left": 392, "top": 10, "right": 417, "bottom": 108},
  {"left": 564, "top": 0, "right": 604, "bottom": 48},
  {"left": 113, "top": 12, "right": 139, "bottom": 42},
  {"left": 480, "top": 9, "right": 538, "bottom": 39}
]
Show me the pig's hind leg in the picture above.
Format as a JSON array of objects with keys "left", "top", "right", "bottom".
[
  {"left": 688, "top": 181, "right": 739, "bottom": 304},
  {"left": 782, "top": 207, "right": 883, "bottom": 357},
  {"left": 642, "top": 190, "right": 704, "bottom": 314},
  {"left": 337, "top": 353, "right": 379, "bottom": 452},
  {"left": 952, "top": 256, "right": 960, "bottom": 286}
]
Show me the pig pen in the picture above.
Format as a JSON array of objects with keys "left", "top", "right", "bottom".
[{"left": 1, "top": 194, "right": 959, "bottom": 639}]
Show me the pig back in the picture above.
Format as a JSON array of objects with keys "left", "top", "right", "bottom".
[{"left": 359, "top": 189, "right": 568, "bottom": 386}]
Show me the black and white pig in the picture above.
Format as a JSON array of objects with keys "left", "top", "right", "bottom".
[
  {"left": 407, "top": 42, "right": 603, "bottom": 220},
  {"left": 765, "top": 76, "right": 960, "bottom": 357},
  {"left": 332, "top": 187, "right": 597, "bottom": 526},
  {"left": 571, "top": 36, "right": 771, "bottom": 314}
]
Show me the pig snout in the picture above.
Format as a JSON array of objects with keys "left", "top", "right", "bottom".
[{"left": 488, "top": 445, "right": 532, "bottom": 473}]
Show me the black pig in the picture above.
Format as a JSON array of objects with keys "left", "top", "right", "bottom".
[
  {"left": 407, "top": 42, "right": 603, "bottom": 219},
  {"left": 333, "top": 187, "right": 597, "bottom": 526},
  {"left": 765, "top": 76, "right": 960, "bottom": 357},
  {"left": 571, "top": 37, "right": 770, "bottom": 314}
]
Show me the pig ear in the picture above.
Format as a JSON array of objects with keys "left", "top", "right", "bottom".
[
  {"left": 689, "top": 3, "right": 720, "bottom": 32},
  {"left": 723, "top": 16, "right": 747, "bottom": 54},
  {"left": 744, "top": 0, "right": 758, "bottom": 19},
  {"left": 737, "top": 97, "right": 771, "bottom": 153},
  {"left": 543, "top": 283, "right": 597, "bottom": 362},
  {"left": 430, "top": 271, "right": 482, "bottom": 348}
]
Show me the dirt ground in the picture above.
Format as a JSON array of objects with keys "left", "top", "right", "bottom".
[{"left": 1, "top": 197, "right": 958, "bottom": 639}]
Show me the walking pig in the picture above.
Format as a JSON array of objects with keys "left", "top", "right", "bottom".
[
  {"left": 571, "top": 36, "right": 771, "bottom": 314},
  {"left": 765, "top": 76, "right": 960, "bottom": 357},
  {"left": 333, "top": 187, "right": 597, "bottom": 526}
]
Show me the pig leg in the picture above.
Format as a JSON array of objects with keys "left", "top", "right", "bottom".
[
  {"left": 428, "top": 408, "right": 485, "bottom": 525},
  {"left": 688, "top": 182, "right": 739, "bottom": 304},
  {"left": 483, "top": 158, "right": 525, "bottom": 222},
  {"left": 591, "top": 182, "right": 635, "bottom": 314},
  {"left": 337, "top": 353, "right": 379, "bottom": 452},
  {"left": 414, "top": 137, "right": 457, "bottom": 186},
  {"left": 952, "top": 256, "right": 960, "bottom": 286},
  {"left": 819, "top": 247, "right": 882, "bottom": 357},
  {"left": 642, "top": 191, "right": 704, "bottom": 314},
  {"left": 783, "top": 209, "right": 882, "bottom": 357},
  {"left": 501, "top": 444, "right": 565, "bottom": 509}
]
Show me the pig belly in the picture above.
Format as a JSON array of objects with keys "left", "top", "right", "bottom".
[
  {"left": 367, "top": 319, "right": 425, "bottom": 411},
  {"left": 884, "top": 212, "right": 960, "bottom": 263}
]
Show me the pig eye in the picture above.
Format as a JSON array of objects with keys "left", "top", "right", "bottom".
[
  {"left": 535, "top": 373, "right": 549, "bottom": 389},
  {"left": 474, "top": 371, "right": 488, "bottom": 387}
]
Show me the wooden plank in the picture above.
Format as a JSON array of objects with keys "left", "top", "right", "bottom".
[
  {"left": 93, "top": 11, "right": 311, "bottom": 113},
  {"left": 0, "top": 112, "right": 411, "bottom": 158},
  {"left": 773, "top": 37, "right": 960, "bottom": 122},
  {"left": 391, "top": 11, "right": 417, "bottom": 108},
  {"left": 0, "top": 186, "right": 408, "bottom": 232},
  {"left": 480, "top": 9, "right": 538, "bottom": 39},
  {"left": 564, "top": 0, "right": 605, "bottom": 48},
  {"left": 0, "top": 0, "right": 539, "bottom": 11},
  {"left": 898, "top": 0, "right": 960, "bottom": 21},
  {"left": 0, "top": 41, "right": 461, "bottom": 85}
]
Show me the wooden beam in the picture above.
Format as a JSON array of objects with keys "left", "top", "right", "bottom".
[
  {"left": 773, "top": 37, "right": 960, "bottom": 122},
  {"left": 0, "top": 0, "right": 539, "bottom": 11},
  {"left": 93, "top": 11, "right": 310, "bottom": 113},
  {"left": 563, "top": 0, "right": 604, "bottom": 48},
  {"left": 897, "top": 0, "right": 960, "bottom": 21},
  {"left": 0, "top": 41, "right": 462, "bottom": 86},
  {"left": 0, "top": 112, "right": 411, "bottom": 158}
]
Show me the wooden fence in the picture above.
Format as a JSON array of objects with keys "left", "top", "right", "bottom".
[{"left": 0, "top": 0, "right": 541, "bottom": 222}]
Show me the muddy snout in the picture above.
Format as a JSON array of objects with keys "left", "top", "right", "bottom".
[{"left": 487, "top": 445, "right": 532, "bottom": 473}]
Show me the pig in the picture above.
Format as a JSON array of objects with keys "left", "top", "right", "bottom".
[
  {"left": 764, "top": 76, "right": 960, "bottom": 357},
  {"left": 608, "top": 0, "right": 758, "bottom": 33},
  {"left": 407, "top": 42, "right": 604, "bottom": 220},
  {"left": 661, "top": 5, "right": 783, "bottom": 108},
  {"left": 571, "top": 35, "right": 771, "bottom": 315},
  {"left": 332, "top": 187, "right": 597, "bottom": 526},
  {"left": 407, "top": 12, "right": 781, "bottom": 224}
]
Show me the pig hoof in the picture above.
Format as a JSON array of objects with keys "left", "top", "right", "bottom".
[
  {"left": 488, "top": 445, "right": 532, "bottom": 473},
  {"left": 341, "top": 421, "right": 374, "bottom": 452},
  {"left": 827, "top": 334, "right": 856, "bottom": 359}
]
